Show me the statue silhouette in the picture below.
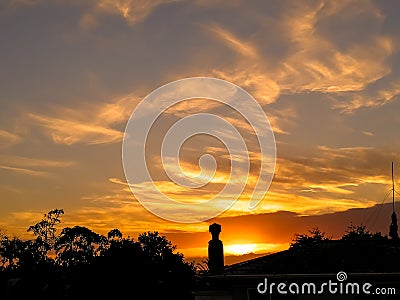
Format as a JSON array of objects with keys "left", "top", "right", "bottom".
[{"left": 208, "top": 223, "right": 224, "bottom": 273}]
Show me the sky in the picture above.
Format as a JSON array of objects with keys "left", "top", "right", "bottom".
[{"left": 1, "top": 0, "right": 400, "bottom": 260}]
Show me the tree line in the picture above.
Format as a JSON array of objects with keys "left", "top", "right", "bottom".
[
  {"left": 290, "top": 223, "right": 394, "bottom": 249},
  {"left": 0, "top": 209, "right": 195, "bottom": 298}
]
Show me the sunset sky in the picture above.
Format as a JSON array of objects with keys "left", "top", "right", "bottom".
[{"left": 1, "top": 0, "right": 400, "bottom": 260}]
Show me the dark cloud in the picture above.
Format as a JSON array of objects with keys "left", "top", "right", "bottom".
[{"left": 166, "top": 201, "right": 400, "bottom": 250}]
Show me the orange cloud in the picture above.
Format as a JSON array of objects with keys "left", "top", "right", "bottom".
[
  {"left": 277, "top": 3, "right": 392, "bottom": 93},
  {"left": 0, "top": 155, "right": 76, "bottom": 168},
  {"left": 0, "top": 155, "right": 75, "bottom": 178},
  {"left": 207, "top": 24, "right": 259, "bottom": 59},
  {"left": 101, "top": 141, "right": 398, "bottom": 224},
  {"left": 333, "top": 81, "right": 400, "bottom": 112},
  {"left": 0, "top": 165, "right": 50, "bottom": 177},
  {"left": 204, "top": 0, "right": 394, "bottom": 116},
  {"left": 29, "top": 113, "right": 123, "bottom": 145},
  {"left": 29, "top": 94, "right": 139, "bottom": 145},
  {"left": 0, "top": 129, "right": 21, "bottom": 148},
  {"left": 212, "top": 68, "right": 280, "bottom": 105},
  {"left": 93, "top": 0, "right": 181, "bottom": 25}
]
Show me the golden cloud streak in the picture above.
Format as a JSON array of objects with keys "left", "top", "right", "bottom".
[
  {"left": 94, "top": 0, "right": 180, "bottom": 25},
  {"left": 0, "top": 155, "right": 76, "bottom": 168},
  {"left": 29, "top": 94, "right": 138, "bottom": 145},
  {"left": 333, "top": 81, "right": 400, "bottom": 112},
  {"left": 30, "top": 113, "right": 123, "bottom": 145},
  {"left": 288, "top": 2, "right": 392, "bottom": 93},
  {"left": 0, "top": 165, "right": 50, "bottom": 177},
  {"left": 212, "top": 68, "right": 280, "bottom": 105},
  {"left": 0, "top": 129, "right": 21, "bottom": 147},
  {"left": 207, "top": 24, "right": 259, "bottom": 59},
  {"left": 207, "top": 0, "right": 394, "bottom": 116}
]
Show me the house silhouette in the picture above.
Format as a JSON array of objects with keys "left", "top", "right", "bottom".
[{"left": 193, "top": 224, "right": 400, "bottom": 300}]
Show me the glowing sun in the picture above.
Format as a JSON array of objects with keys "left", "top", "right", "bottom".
[{"left": 225, "top": 244, "right": 258, "bottom": 256}]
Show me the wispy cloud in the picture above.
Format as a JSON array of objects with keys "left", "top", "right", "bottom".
[
  {"left": 276, "top": 1, "right": 392, "bottom": 94},
  {"left": 212, "top": 67, "right": 281, "bottom": 105},
  {"left": 2, "top": 0, "right": 180, "bottom": 26},
  {"left": 29, "top": 94, "right": 138, "bottom": 145},
  {"left": 0, "top": 165, "right": 49, "bottom": 177},
  {"left": 0, "top": 129, "right": 21, "bottom": 147},
  {"left": 0, "top": 0, "right": 40, "bottom": 10},
  {"left": 64, "top": 201, "right": 209, "bottom": 238},
  {"left": 87, "top": 0, "right": 181, "bottom": 27},
  {"left": 362, "top": 131, "right": 374, "bottom": 137},
  {"left": 0, "top": 155, "right": 76, "bottom": 168},
  {"left": 0, "top": 155, "right": 75, "bottom": 177},
  {"left": 332, "top": 81, "right": 400, "bottom": 112},
  {"left": 269, "top": 146, "right": 400, "bottom": 207},
  {"left": 30, "top": 113, "right": 123, "bottom": 145},
  {"left": 163, "top": 99, "right": 223, "bottom": 118},
  {"left": 206, "top": 0, "right": 394, "bottom": 115},
  {"left": 207, "top": 24, "right": 259, "bottom": 59}
]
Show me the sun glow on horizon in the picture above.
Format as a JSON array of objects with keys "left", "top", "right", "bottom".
[
  {"left": 178, "top": 242, "right": 289, "bottom": 258},
  {"left": 225, "top": 244, "right": 258, "bottom": 255},
  {"left": 225, "top": 242, "right": 289, "bottom": 256}
]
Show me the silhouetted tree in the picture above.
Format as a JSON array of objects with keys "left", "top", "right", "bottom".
[
  {"left": 0, "top": 236, "right": 25, "bottom": 270},
  {"left": 137, "top": 231, "right": 195, "bottom": 299},
  {"left": 92, "top": 231, "right": 145, "bottom": 297},
  {"left": 0, "top": 210, "right": 196, "bottom": 298},
  {"left": 107, "top": 228, "right": 122, "bottom": 240},
  {"left": 27, "top": 209, "right": 64, "bottom": 242},
  {"left": 55, "top": 226, "right": 105, "bottom": 267},
  {"left": 27, "top": 208, "right": 64, "bottom": 265},
  {"left": 341, "top": 223, "right": 387, "bottom": 243},
  {"left": 290, "top": 227, "right": 330, "bottom": 248},
  {"left": 138, "top": 231, "right": 176, "bottom": 262}
]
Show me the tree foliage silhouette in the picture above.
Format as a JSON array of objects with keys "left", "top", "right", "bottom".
[
  {"left": 287, "top": 223, "right": 399, "bottom": 273},
  {"left": 27, "top": 208, "right": 64, "bottom": 242},
  {"left": 0, "top": 209, "right": 195, "bottom": 299},
  {"left": 341, "top": 223, "right": 387, "bottom": 243},
  {"left": 291, "top": 224, "right": 389, "bottom": 249},
  {"left": 27, "top": 208, "right": 64, "bottom": 266},
  {"left": 290, "top": 227, "right": 329, "bottom": 248},
  {"left": 107, "top": 228, "right": 122, "bottom": 240},
  {"left": 55, "top": 225, "right": 106, "bottom": 267}
]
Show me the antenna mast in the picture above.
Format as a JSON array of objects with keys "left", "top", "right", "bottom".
[
  {"left": 393, "top": 161, "right": 395, "bottom": 213},
  {"left": 389, "top": 161, "right": 398, "bottom": 240}
]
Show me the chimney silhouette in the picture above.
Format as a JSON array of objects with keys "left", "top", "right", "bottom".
[{"left": 208, "top": 223, "right": 224, "bottom": 273}]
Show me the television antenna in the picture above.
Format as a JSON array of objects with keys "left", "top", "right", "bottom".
[{"left": 389, "top": 161, "right": 398, "bottom": 240}]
